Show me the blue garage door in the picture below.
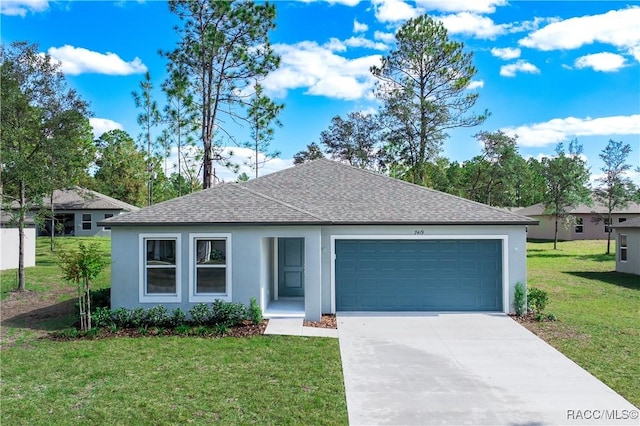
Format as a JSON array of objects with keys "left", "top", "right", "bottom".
[{"left": 335, "top": 239, "right": 503, "bottom": 311}]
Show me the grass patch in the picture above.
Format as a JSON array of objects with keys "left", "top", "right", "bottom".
[
  {"left": 0, "top": 237, "right": 111, "bottom": 300},
  {"left": 1, "top": 336, "right": 348, "bottom": 425},
  {"left": 526, "top": 239, "right": 639, "bottom": 407}
]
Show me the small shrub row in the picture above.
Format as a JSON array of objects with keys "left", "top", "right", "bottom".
[{"left": 93, "top": 298, "right": 262, "bottom": 329}]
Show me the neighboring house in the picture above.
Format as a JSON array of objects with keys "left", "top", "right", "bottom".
[
  {"left": 613, "top": 218, "right": 640, "bottom": 275},
  {"left": 25, "top": 187, "right": 140, "bottom": 237},
  {"left": 515, "top": 201, "right": 640, "bottom": 241},
  {"left": 0, "top": 213, "right": 36, "bottom": 270},
  {"left": 102, "top": 159, "right": 537, "bottom": 321}
]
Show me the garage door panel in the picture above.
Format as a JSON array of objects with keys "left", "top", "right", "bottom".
[{"left": 335, "top": 239, "right": 502, "bottom": 311}]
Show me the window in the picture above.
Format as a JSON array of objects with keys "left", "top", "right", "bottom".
[
  {"left": 139, "top": 234, "right": 181, "bottom": 303},
  {"left": 619, "top": 217, "right": 627, "bottom": 223},
  {"left": 604, "top": 218, "right": 612, "bottom": 233},
  {"left": 103, "top": 213, "right": 113, "bottom": 230},
  {"left": 82, "top": 214, "right": 92, "bottom": 230},
  {"left": 574, "top": 217, "right": 584, "bottom": 234},
  {"left": 619, "top": 234, "right": 627, "bottom": 262},
  {"left": 189, "top": 233, "right": 231, "bottom": 302}
]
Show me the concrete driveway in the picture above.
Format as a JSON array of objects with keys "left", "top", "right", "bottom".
[{"left": 337, "top": 313, "right": 638, "bottom": 425}]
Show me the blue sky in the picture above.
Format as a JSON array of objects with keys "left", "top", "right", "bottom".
[{"left": 2, "top": 0, "right": 639, "bottom": 185}]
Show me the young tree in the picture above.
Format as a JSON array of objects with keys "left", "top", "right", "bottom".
[
  {"left": 59, "top": 242, "right": 107, "bottom": 331},
  {"left": 371, "top": 14, "right": 489, "bottom": 184},
  {"left": 320, "top": 112, "right": 385, "bottom": 170},
  {"left": 593, "top": 139, "right": 633, "bottom": 254},
  {"left": 165, "top": 0, "right": 280, "bottom": 188},
  {"left": 293, "top": 142, "right": 324, "bottom": 165},
  {"left": 244, "top": 82, "right": 283, "bottom": 178},
  {"left": 540, "top": 140, "right": 591, "bottom": 250},
  {"left": 93, "top": 130, "right": 147, "bottom": 207},
  {"left": 1, "top": 41, "right": 92, "bottom": 291},
  {"left": 132, "top": 71, "right": 161, "bottom": 205}
]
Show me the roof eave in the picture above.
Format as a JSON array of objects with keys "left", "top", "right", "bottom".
[{"left": 99, "top": 219, "right": 538, "bottom": 227}]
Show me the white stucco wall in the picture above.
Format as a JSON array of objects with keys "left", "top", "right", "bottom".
[
  {"left": 111, "top": 223, "right": 529, "bottom": 319},
  {"left": 615, "top": 229, "right": 640, "bottom": 275},
  {"left": 110, "top": 226, "right": 323, "bottom": 320},
  {"left": 0, "top": 228, "right": 36, "bottom": 270}
]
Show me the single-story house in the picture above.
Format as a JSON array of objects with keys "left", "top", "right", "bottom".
[
  {"left": 515, "top": 201, "right": 640, "bottom": 241},
  {"left": 613, "top": 217, "right": 640, "bottom": 275},
  {"left": 102, "top": 159, "right": 537, "bottom": 321},
  {"left": 0, "top": 213, "right": 36, "bottom": 271},
  {"left": 27, "top": 187, "right": 140, "bottom": 237}
]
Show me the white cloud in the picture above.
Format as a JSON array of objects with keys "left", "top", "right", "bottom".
[
  {"left": 499, "top": 60, "right": 540, "bottom": 77},
  {"left": 502, "top": 115, "right": 640, "bottom": 147},
  {"left": 508, "top": 17, "right": 559, "bottom": 34},
  {"left": 519, "top": 7, "right": 640, "bottom": 61},
  {"left": 90, "top": 118, "right": 123, "bottom": 138},
  {"left": 1, "top": 0, "right": 48, "bottom": 16},
  {"left": 438, "top": 12, "right": 507, "bottom": 39},
  {"left": 372, "top": 0, "right": 420, "bottom": 23},
  {"left": 263, "top": 41, "right": 381, "bottom": 101},
  {"left": 491, "top": 47, "right": 521, "bottom": 60},
  {"left": 213, "top": 147, "right": 293, "bottom": 183},
  {"left": 324, "top": 38, "right": 347, "bottom": 52},
  {"left": 374, "top": 30, "right": 396, "bottom": 43},
  {"left": 415, "top": 0, "right": 506, "bottom": 14},
  {"left": 353, "top": 19, "right": 368, "bottom": 33},
  {"left": 47, "top": 45, "right": 147, "bottom": 76},
  {"left": 575, "top": 52, "right": 627, "bottom": 72},
  {"left": 467, "top": 80, "right": 484, "bottom": 90},
  {"left": 343, "top": 36, "right": 388, "bottom": 51}
]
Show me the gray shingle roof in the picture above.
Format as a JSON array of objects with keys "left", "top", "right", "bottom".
[
  {"left": 515, "top": 200, "right": 640, "bottom": 216},
  {"left": 104, "top": 159, "right": 537, "bottom": 226},
  {"left": 28, "top": 187, "right": 140, "bottom": 212}
]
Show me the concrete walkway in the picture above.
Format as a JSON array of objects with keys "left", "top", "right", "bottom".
[
  {"left": 264, "top": 317, "right": 338, "bottom": 338},
  {"left": 338, "top": 313, "right": 638, "bottom": 426}
]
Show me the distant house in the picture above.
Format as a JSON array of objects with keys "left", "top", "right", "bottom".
[
  {"left": 0, "top": 213, "right": 36, "bottom": 270},
  {"left": 613, "top": 218, "right": 640, "bottom": 276},
  {"left": 515, "top": 201, "right": 640, "bottom": 241},
  {"left": 25, "top": 187, "right": 140, "bottom": 238}
]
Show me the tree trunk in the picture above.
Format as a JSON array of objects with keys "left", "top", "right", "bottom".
[
  {"left": 553, "top": 215, "right": 559, "bottom": 250},
  {"left": 17, "top": 181, "right": 26, "bottom": 291},
  {"left": 606, "top": 212, "right": 612, "bottom": 255},
  {"left": 50, "top": 191, "right": 55, "bottom": 251},
  {"left": 85, "top": 278, "right": 92, "bottom": 330}
]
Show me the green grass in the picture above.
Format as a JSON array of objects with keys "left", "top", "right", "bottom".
[
  {"left": 1, "top": 336, "right": 348, "bottom": 425},
  {"left": 526, "top": 239, "right": 640, "bottom": 407},
  {"left": 0, "top": 237, "right": 111, "bottom": 300}
]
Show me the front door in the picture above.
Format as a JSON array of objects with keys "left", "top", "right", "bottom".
[{"left": 278, "top": 238, "right": 305, "bottom": 298}]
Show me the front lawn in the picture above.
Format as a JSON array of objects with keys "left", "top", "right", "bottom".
[
  {"left": 1, "top": 336, "right": 348, "bottom": 425},
  {"left": 526, "top": 240, "right": 639, "bottom": 407}
]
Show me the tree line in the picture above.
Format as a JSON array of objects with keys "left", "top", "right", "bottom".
[{"left": 2, "top": 4, "right": 638, "bottom": 292}]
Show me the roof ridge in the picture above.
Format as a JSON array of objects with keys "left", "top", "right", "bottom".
[{"left": 235, "top": 184, "right": 327, "bottom": 222}]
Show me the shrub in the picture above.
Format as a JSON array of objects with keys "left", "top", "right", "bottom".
[
  {"left": 130, "top": 307, "right": 147, "bottom": 328},
  {"left": 93, "top": 307, "right": 114, "bottom": 328},
  {"left": 211, "top": 299, "right": 247, "bottom": 327},
  {"left": 90, "top": 288, "right": 111, "bottom": 310},
  {"left": 175, "top": 324, "right": 191, "bottom": 335},
  {"left": 513, "top": 282, "right": 526, "bottom": 317},
  {"left": 170, "top": 308, "right": 186, "bottom": 327},
  {"left": 189, "top": 303, "right": 211, "bottom": 326},
  {"left": 113, "top": 307, "right": 131, "bottom": 328},
  {"left": 248, "top": 297, "right": 262, "bottom": 324},
  {"left": 146, "top": 305, "right": 170, "bottom": 327},
  {"left": 527, "top": 287, "right": 549, "bottom": 314}
]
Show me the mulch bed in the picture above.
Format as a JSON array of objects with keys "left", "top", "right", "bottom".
[
  {"left": 47, "top": 320, "right": 269, "bottom": 341},
  {"left": 303, "top": 314, "right": 337, "bottom": 329}
]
